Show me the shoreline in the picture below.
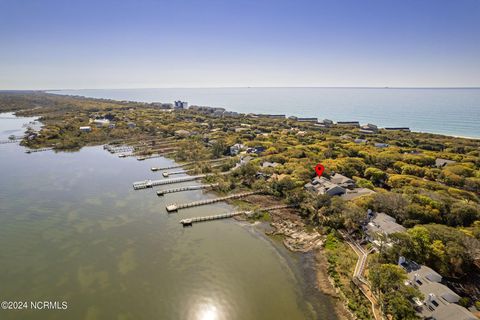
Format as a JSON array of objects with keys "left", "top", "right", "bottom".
[{"left": 45, "top": 90, "right": 480, "bottom": 140}]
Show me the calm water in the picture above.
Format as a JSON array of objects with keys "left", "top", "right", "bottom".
[
  {"left": 51, "top": 87, "right": 480, "bottom": 138},
  {"left": 0, "top": 115, "right": 337, "bottom": 320}
]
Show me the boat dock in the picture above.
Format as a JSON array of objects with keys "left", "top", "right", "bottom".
[
  {"left": 180, "top": 211, "right": 247, "bottom": 226},
  {"left": 162, "top": 169, "right": 193, "bottom": 177},
  {"left": 104, "top": 144, "right": 135, "bottom": 154},
  {"left": 156, "top": 183, "right": 219, "bottom": 196},
  {"left": 133, "top": 171, "right": 230, "bottom": 190},
  {"left": 166, "top": 191, "right": 260, "bottom": 212},
  {"left": 25, "top": 147, "right": 53, "bottom": 153},
  {"left": 180, "top": 204, "right": 295, "bottom": 226},
  {"left": 151, "top": 162, "right": 193, "bottom": 171},
  {"left": 133, "top": 174, "right": 208, "bottom": 190},
  {"left": 0, "top": 139, "right": 20, "bottom": 144}
]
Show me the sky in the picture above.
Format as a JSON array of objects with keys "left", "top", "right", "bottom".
[{"left": 1, "top": 0, "right": 479, "bottom": 89}]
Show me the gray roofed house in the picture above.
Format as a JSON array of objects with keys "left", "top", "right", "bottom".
[
  {"left": 305, "top": 177, "right": 347, "bottom": 196},
  {"left": 297, "top": 117, "right": 318, "bottom": 122},
  {"left": 365, "top": 212, "right": 405, "bottom": 240},
  {"left": 337, "top": 121, "right": 360, "bottom": 127},
  {"left": 399, "top": 258, "right": 477, "bottom": 320},
  {"left": 435, "top": 158, "right": 457, "bottom": 168},
  {"left": 330, "top": 173, "right": 355, "bottom": 189},
  {"left": 359, "top": 123, "right": 379, "bottom": 134},
  {"left": 407, "top": 264, "right": 442, "bottom": 284},
  {"left": 420, "top": 281, "right": 460, "bottom": 304},
  {"left": 430, "top": 303, "right": 477, "bottom": 320}
]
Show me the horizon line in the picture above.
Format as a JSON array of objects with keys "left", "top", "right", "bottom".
[{"left": 2, "top": 85, "right": 480, "bottom": 92}]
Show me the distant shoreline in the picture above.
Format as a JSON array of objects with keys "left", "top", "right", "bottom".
[{"left": 46, "top": 89, "right": 480, "bottom": 140}]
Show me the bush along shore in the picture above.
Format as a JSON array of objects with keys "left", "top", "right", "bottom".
[{"left": 2, "top": 91, "right": 480, "bottom": 320}]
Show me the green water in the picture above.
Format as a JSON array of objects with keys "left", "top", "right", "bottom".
[{"left": 0, "top": 115, "right": 338, "bottom": 320}]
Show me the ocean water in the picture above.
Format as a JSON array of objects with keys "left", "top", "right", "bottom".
[
  {"left": 51, "top": 87, "right": 480, "bottom": 138},
  {"left": 0, "top": 114, "right": 337, "bottom": 320}
]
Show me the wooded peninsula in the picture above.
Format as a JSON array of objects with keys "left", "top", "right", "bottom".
[{"left": 1, "top": 91, "right": 479, "bottom": 320}]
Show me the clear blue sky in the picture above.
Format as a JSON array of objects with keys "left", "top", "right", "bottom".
[{"left": 1, "top": 0, "right": 479, "bottom": 89}]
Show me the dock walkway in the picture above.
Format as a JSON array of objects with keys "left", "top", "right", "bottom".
[
  {"left": 156, "top": 183, "right": 218, "bottom": 196},
  {"left": 0, "top": 139, "right": 20, "bottom": 144},
  {"left": 133, "top": 174, "right": 208, "bottom": 190},
  {"left": 180, "top": 204, "right": 295, "bottom": 226},
  {"left": 166, "top": 191, "right": 260, "bottom": 212},
  {"left": 25, "top": 147, "right": 53, "bottom": 153}
]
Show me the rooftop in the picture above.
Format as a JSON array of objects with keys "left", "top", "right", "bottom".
[{"left": 366, "top": 212, "right": 406, "bottom": 236}]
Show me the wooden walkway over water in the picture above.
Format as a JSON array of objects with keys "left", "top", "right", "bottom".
[
  {"left": 133, "top": 174, "right": 208, "bottom": 190},
  {"left": 133, "top": 171, "right": 230, "bottom": 190},
  {"left": 25, "top": 147, "right": 53, "bottom": 153},
  {"left": 0, "top": 139, "right": 20, "bottom": 144},
  {"left": 166, "top": 191, "right": 261, "bottom": 212},
  {"left": 180, "top": 204, "right": 295, "bottom": 226},
  {"left": 156, "top": 183, "right": 219, "bottom": 196}
]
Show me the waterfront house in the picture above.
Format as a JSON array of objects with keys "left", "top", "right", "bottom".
[
  {"left": 253, "top": 114, "right": 286, "bottom": 119},
  {"left": 435, "top": 158, "right": 456, "bottom": 168},
  {"left": 174, "top": 101, "right": 188, "bottom": 109},
  {"left": 337, "top": 121, "right": 360, "bottom": 127},
  {"left": 305, "top": 176, "right": 347, "bottom": 196},
  {"left": 399, "top": 258, "right": 477, "bottom": 320},
  {"left": 315, "top": 119, "right": 334, "bottom": 128},
  {"left": 385, "top": 127, "right": 410, "bottom": 132},
  {"left": 305, "top": 173, "right": 376, "bottom": 201},
  {"left": 330, "top": 173, "right": 355, "bottom": 189},
  {"left": 359, "top": 123, "right": 378, "bottom": 134},
  {"left": 79, "top": 126, "right": 91, "bottom": 132},
  {"left": 297, "top": 117, "right": 318, "bottom": 122},
  {"left": 365, "top": 212, "right": 405, "bottom": 244}
]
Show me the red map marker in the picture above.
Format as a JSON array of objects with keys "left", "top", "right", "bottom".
[{"left": 315, "top": 163, "right": 325, "bottom": 177}]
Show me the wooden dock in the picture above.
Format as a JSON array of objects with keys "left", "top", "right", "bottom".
[
  {"left": 156, "top": 183, "right": 219, "bottom": 196},
  {"left": 162, "top": 169, "right": 193, "bottom": 177},
  {"left": 133, "top": 171, "right": 230, "bottom": 190},
  {"left": 25, "top": 147, "right": 53, "bottom": 153},
  {"left": 180, "top": 204, "right": 295, "bottom": 226},
  {"left": 180, "top": 211, "right": 247, "bottom": 226},
  {"left": 0, "top": 139, "right": 20, "bottom": 144},
  {"left": 133, "top": 174, "right": 208, "bottom": 190},
  {"left": 166, "top": 191, "right": 260, "bottom": 212},
  {"left": 151, "top": 162, "right": 193, "bottom": 171},
  {"left": 104, "top": 144, "right": 134, "bottom": 154}
]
